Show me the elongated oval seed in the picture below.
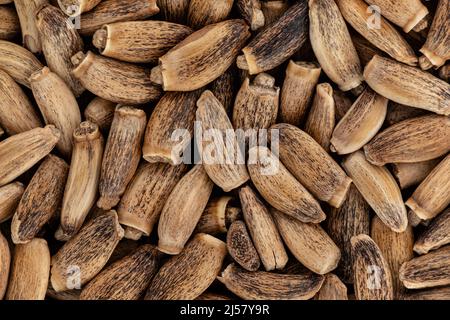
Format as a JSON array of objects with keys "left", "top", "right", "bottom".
[
  {"left": 227, "top": 220, "right": 261, "bottom": 272},
  {"left": 239, "top": 1, "right": 308, "bottom": 74},
  {"left": 0, "top": 125, "right": 60, "bottom": 188},
  {"left": 0, "top": 182, "right": 24, "bottom": 223},
  {"left": 195, "top": 196, "right": 241, "bottom": 235},
  {"left": 93, "top": 21, "right": 193, "bottom": 64},
  {"left": 400, "top": 245, "right": 450, "bottom": 289},
  {"left": 151, "top": 19, "right": 250, "bottom": 91},
  {"left": 51, "top": 211, "right": 124, "bottom": 292},
  {"left": 187, "top": 0, "right": 233, "bottom": 30},
  {"left": 30, "top": 67, "right": 81, "bottom": 158},
  {"left": 304, "top": 83, "right": 335, "bottom": 151},
  {"left": 391, "top": 158, "right": 441, "bottom": 190},
  {"left": 406, "top": 154, "right": 450, "bottom": 221},
  {"left": 0, "top": 231, "right": 10, "bottom": 299},
  {"left": 56, "top": 122, "right": 104, "bottom": 241},
  {"left": 270, "top": 123, "right": 352, "bottom": 208},
  {"left": 364, "top": 56, "right": 450, "bottom": 116},
  {"left": 143, "top": 91, "right": 201, "bottom": 165},
  {"left": 79, "top": 0, "right": 160, "bottom": 36},
  {"left": 364, "top": 0, "right": 429, "bottom": 33},
  {"left": 14, "top": 0, "right": 48, "bottom": 53},
  {"left": 146, "top": 233, "right": 227, "bottom": 300},
  {"left": 36, "top": 4, "right": 84, "bottom": 97},
  {"left": 0, "top": 6, "right": 19, "bottom": 40},
  {"left": 351, "top": 234, "right": 394, "bottom": 300},
  {"left": 218, "top": 263, "right": 325, "bottom": 300},
  {"left": 232, "top": 73, "right": 279, "bottom": 132},
  {"left": 247, "top": 146, "right": 326, "bottom": 223},
  {"left": 0, "top": 39, "right": 43, "bottom": 87},
  {"left": 84, "top": 97, "right": 116, "bottom": 132},
  {"left": 72, "top": 51, "right": 162, "bottom": 105},
  {"left": 58, "top": 0, "right": 102, "bottom": 17},
  {"left": 280, "top": 61, "right": 321, "bottom": 126},
  {"left": 342, "top": 151, "right": 408, "bottom": 233},
  {"left": 117, "top": 162, "right": 188, "bottom": 239},
  {"left": 337, "top": 0, "right": 417, "bottom": 66},
  {"left": 364, "top": 115, "right": 450, "bottom": 166},
  {"left": 6, "top": 238, "right": 50, "bottom": 300},
  {"left": 237, "top": 0, "right": 265, "bottom": 31},
  {"left": 196, "top": 90, "right": 249, "bottom": 192},
  {"left": 158, "top": 165, "right": 214, "bottom": 255},
  {"left": 239, "top": 185, "right": 288, "bottom": 271},
  {"left": 414, "top": 208, "right": 450, "bottom": 255},
  {"left": 0, "top": 69, "right": 42, "bottom": 135},
  {"left": 326, "top": 185, "right": 370, "bottom": 284},
  {"left": 11, "top": 155, "right": 68, "bottom": 244},
  {"left": 371, "top": 216, "right": 414, "bottom": 299},
  {"left": 331, "top": 87, "right": 388, "bottom": 155},
  {"left": 97, "top": 106, "right": 146, "bottom": 210},
  {"left": 273, "top": 210, "right": 341, "bottom": 275},
  {"left": 80, "top": 245, "right": 161, "bottom": 300},
  {"left": 157, "top": 0, "right": 189, "bottom": 23},
  {"left": 309, "top": 0, "right": 362, "bottom": 92},
  {"left": 315, "top": 274, "right": 348, "bottom": 300}
]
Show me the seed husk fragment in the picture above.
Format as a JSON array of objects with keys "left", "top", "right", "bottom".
[
  {"left": 371, "top": 216, "right": 414, "bottom": 299},
  {"left": 11, "top": 155, "right": 68, "bottom": 244},
  {"left": 6, "top": 238, "right": 50, "bottom": 300},
  {"left": 80, "top": 245, "right": 161, "bottom": 300},
  {"left": 232, "top": 73, "right": 279, "bottom": 132},
  {"left": 196, "top": 90, "right": 249, "bottom": 192},
  {"left": 195, "top": 196, "right": 241, "bottom": 235},
  {"left": 364, "top": 55, "right": 450, "bottom": 116},
  {"left": 187, "top": 0, "right": 234, "bottom": 30},
  {"left": 0, "top": 182, "right": 24, "bottom": 223},
  {"left": 314, "top": 274, "right": 348, "bottom": 300},
  {"left": 30, "top": 67, "right": 82, "bottom": 158},
  {"left": 0, "top": 69, "right": 42, "bottom": 136},
  {"left": 392, "top": 158, "right": 441, "bottom": 190},
  {"left": 72, "top": 51, "right": 162, "bottom": 105},
  {"left": 57, "top": 0, "right": 102, "bottom": 17},
  {"left": 406, "top": 154, "right": 450, "bottom": 221},
  {"left": 0, "top": 39, "right": 43, "bottom": 88},
  {"left": 247, "top": 146, "right": 326, "bottom": 223},
  {"left": 84, "top": 97, "right": 116, "bottom": 132},
  {"left": 158, "top": 165, "right": 214, "bottom": 255},
  {"left": 260, "top": 1, "right": 289, "bottom": 26},
  {"left": 0, "top": 125, "right": 60, "bottom": 188},
  {"left": 342, "top": 151, "right": 408, "bottom": 233},
  {"left": 13, "top": 0, "right": 48, "bottom": 53},
  {"left": 239, "top": 185, "right": 288, "bottom": 271},
  {"left": 414, "top": 208, "right": 450, "bottom": 255},
  {"left": 0, "top": 231, "right": 10, "bottom": 299},
  {"left": 227, "top": 220, "right": 261, "bottom": 272},
  {"left": 97, "top": 106, "right": 146, "bottom": 210},
  {"left": 351, "top": 234, "right": 394, "bottom": 300},
  {"left": 326, "top": 184, "right": 370, "bottom": 284},
  {"left": 399, "top": 245, "right": 450, "bottom": 289},
  {"left": 93, "top": 21, "right": 193, "bottom": 64},
  {"left": 143, "top": 91, "right": 201, "bottom": 165},
  {"left": 237, "top": 0, "right": 265, "bottom": 31},
  {"left": 145, "top": 233, "right": 227, "bottom": 300},
  {"left": 36, "top": 4, "right": 85, "bottom": 97},
  {"left": 118, "top": 162, "right": 187, "bottom": 239},
  {"left": 364, "top": 115, "right": 450, "bottom": 166},
  {"left": 218, "top": 263, "right": 325, "bottom": 300},
  {"left": 309, "top": 0, "right": 363, "bottom": 92},
  {"left": 56, "top": 122, "right": 104, "bottom": 241},
  {"left": 336, "top": 0, "right": 417, "bottom": 66},
  {"left": 151, "top": 20, "right": 250, "bottom": 91},
  {"left": 304, "top": 83, "right": 335, "bottom": 151},
  {"left": 331, "top": 87, "right": 388, "bottom": 155},
  {"left": 79, "top": 0, "right": 160, "bottom": 36},
  {"left": 156, "top": 0, "right": 189, "bottom": 23},
  {"left": 239, "top": 1, "right": 308, "bottom": 74},
  {"left": 271, "top": 123, "right": 352, "bottom": 208},
  {"left": 50, "top": 211, "right": 124, "bottom": 292},
  {"left": 0, "top": 5, "right": 19, "bottom": 40},
  {"left": 280, "top": 61, "right": 321, "bottom": 126}
]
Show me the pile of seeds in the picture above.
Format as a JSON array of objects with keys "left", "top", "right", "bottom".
[{"left": 0, "top": 0, "right": 449, "bottom": 300}]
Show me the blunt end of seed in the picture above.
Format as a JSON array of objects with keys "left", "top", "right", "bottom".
[
  {"left": 236, "top": 55, "right": 249, "bottom": 71},
  {"left": 74, "top": 121, "right": 101, "bottom": 142},
  {"left": 251, "top": 10, "right": 265, "bottom": 31},
  {"left": 405, "top": 198, "right": 429, "bottom": 221},
  {"left": 419, "top": 55, "right": 433, "bottom": 71},
  {"left": 72, "top": 51, "right": 94, "bottom": 78},
  {"left": 328, "top": 177, "right": 352, "bottom": 208},
  {"left": 54, "top": 226, "right": 72, "bottom": 242},
  {"left": 29, "top": 67, "right": 51, "bottom": 83},
  {"left": 409, "top": 9, "right": 429, "bottom": 33},
  {"left": 57, "top": 0, "right": 82, "bottom": 17},
  {"left": 362, "top": 145, "right": 384, "bottom": 166},
  {"left": 123, "top": 226, "right": 144, "bottom": 241},
  {"left": 157, "top": 241, "right": 183, "bottom": 255},
  {"left": 92, "top": 28, "right": 107, "bottom": 52},
  {"left": 97, "top": 196, "right": 120, "bottom": 211},
  {"left": 24, "top": 35, "right": 40, "bottom": 54},
  {"left": 143, "top": 150, "right": 179, "bottom": 166},
  {"left": 150, "top": 66, "right": 163, "bottom": 86}
]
